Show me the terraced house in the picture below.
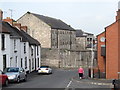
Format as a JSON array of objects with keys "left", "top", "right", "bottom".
[{"left": 0, "top": 10, "right": 41, "bottom": 72}]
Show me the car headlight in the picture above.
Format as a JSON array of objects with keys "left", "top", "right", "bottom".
[{"left": 9, "top": 75, "right": 17, "bottom": 79}]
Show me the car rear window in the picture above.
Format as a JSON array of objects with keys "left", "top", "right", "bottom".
[{"left": 40, "top": 66, "right": 49, "bottom": 68}]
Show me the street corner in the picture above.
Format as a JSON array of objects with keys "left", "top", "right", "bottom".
[{"left": 72, "top": 76, "right": 114, "bottom": 88}]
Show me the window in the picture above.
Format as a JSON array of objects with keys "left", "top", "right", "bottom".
[
  {"left": 21, "top": 58, "right": 23, "bottom": 67},
  {"left": 15, "top": 56, "right": 17, "bottom": 67},
  {"left": 1, "top": 34, "right": 5, "bottom": 50},
  {"left": 37, "top": 46, "right": 39, "bottom": 55},
  {"left": 90, "top": 38, "right": 92, "bottom": 41},
  {"left": 24, "top": 43, "right": 26, "bottom": 53},
  {"left": 31, "top": 47, "right": 33, "bottom": 56},
  {"left": 32, "top": 58, "right": 34, "bottom": 69},
  {"left": 14, "top": 39, "right": 17, "bottom": 51},
  {"left": 101, "top": 45, "right": 106, "bottom": 56},
  {"left": 25, "top": 57, "right": 27, "bottom": 69},
  {"left": 38, "top": 58, "right": 39, "bottom": 67},
  {"left": 87, "top": 38, "right": 89, "bottom": 41},
  {"left": 10, "top": 57, "right": 12, "bottom": 67}
]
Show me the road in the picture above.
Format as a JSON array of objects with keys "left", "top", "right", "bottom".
[{"left": 2, "top": 68, "right": 112, "bottom": 90}]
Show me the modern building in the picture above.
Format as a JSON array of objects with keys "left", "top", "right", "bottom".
[{"left": 97, "top": 8, "right": 120, "bottom": 79}]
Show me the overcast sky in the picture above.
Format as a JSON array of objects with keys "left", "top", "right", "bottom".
[{"left": 0, "top": 0, "right": 120, "bottom": 35}]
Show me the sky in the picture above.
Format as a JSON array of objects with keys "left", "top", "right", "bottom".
[{"left": 0, "top": 0, "right": 120, "bottom": 35}]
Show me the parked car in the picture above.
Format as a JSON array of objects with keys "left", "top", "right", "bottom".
[
  {"left": 4, "top": 67, "right": 27, "bottom": 83},
  {"left": 0, "top": 70, "right": 9, "bottom": 86},
  {"left": 37, "top": 66, "right": 52, "bottom": 74}
]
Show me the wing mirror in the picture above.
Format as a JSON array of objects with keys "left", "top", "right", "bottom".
[{"left": 19, "top": 70, "right": 23, "bottom": 73}]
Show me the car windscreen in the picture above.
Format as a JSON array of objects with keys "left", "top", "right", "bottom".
[{"left": 4, "top": 68, "right": 19, "bottom": 72}]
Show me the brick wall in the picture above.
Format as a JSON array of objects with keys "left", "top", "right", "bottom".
[
  {"left": 106, "top": 22, "right": 119, "bottom": 79},
  {"left": 97, "top": 32, "right": 106, "bottom": 74}
]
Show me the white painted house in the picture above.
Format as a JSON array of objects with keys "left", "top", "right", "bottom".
[
  {"left": 0, "top": 20, "right": 41, "bottom": 72},
  {"left": 0, "top": 21, "right": 11, "bottom": 71}
]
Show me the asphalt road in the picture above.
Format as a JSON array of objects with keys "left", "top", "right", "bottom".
[{"left": 2, "top": 68, "right": 113, "bottom": 90}]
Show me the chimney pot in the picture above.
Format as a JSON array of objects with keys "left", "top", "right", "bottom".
[
  {"left": 116, "top": 9, "right": 120, "bottom": 21},
  {"left": 3, "top": 17, "right": 13, "bottom": 25},
  {"left": 0, "top": 9, "right": 3, "bottom": 20},
  {"left": 13, "top": 23, "right": 21, "bottom": 30}
]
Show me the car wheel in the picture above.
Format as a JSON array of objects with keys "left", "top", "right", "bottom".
[
  {"left": 17, "top": 77, "right": 20, "bottom": 83},
  {"left": 4, "top": 79, "right": 9, "bottom": 86},
  {"left": 24, "top": 76, "right": 27, "bottom": 82}
]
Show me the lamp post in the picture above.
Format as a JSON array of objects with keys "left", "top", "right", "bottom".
[{"left": 91, "top": 37, "right": 94, "bottom": 78}]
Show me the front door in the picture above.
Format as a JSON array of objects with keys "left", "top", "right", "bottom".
[
  {"left": 29, "top": 59, "right": 31, "bottom": 72},
  {"left": 3, "top": 55, "right": 6, "bottom": 70}
]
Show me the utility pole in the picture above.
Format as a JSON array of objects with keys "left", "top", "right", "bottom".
[{"left": 91, "top": 37, "right": 94, "bottom": 78}]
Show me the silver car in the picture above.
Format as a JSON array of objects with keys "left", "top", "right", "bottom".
[{"left": 4, "top": 67, "right": 27, "bottom": 83}]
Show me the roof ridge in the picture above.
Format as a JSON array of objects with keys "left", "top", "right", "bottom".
[
  {"left": 31, "top": 13, "right": 59, "bottom": 21},
  {"left": 30, "top": 12, "right": 75, "bottom": 30}
]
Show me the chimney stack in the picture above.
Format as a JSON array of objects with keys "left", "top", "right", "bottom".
[
  {"left": 3, "top": 17, "right": 13, "bottom": 25},
  {"left": 0, "top": 9, "right": 3, "bottom": 20},
  {"left": 13, "top": 23, "right": 21, "bottom": 30},
  {"left": 21, "top": 26, "right": 27, "bottom": 32},
  {"left": 116, "top": 1, "right": 120, "bottom": 20}
]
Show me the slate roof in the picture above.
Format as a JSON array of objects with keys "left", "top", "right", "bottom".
[
  {"left": 0, "top": 21, "right": 10, "bottom": 34},
  {"left": 30, "top": 12, "right": 75, "bottom": 31},
  {"left": 2, "top": 21, "right": 40, "bottom": 45},
  {"left": 20, "top": 30, "right": 40, "bottom": 45},
  {"left": 76, "top": 29, "right": 94, "bottom": 37},
  {"left": 2, "top": 21, "right": 21, "bottom": 38},
  {"left": 76, "top": 30, "right": 84, "bottom": 37},
  {"left": 84, "top": 32, "right": 93, "bottom": 35}
]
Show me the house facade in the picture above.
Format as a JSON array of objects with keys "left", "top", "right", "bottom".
[
  {"left": 97, "top": 8, "right": 120, "bottom": 79},
  {"left": 0, "top": 20, "right": 10, "bottom": 71},
  {"left": 17, "top": 12, "right": 76, "bottom": 50},
  {"left": 0, "top": 11, "right": 41, "bottom": 72}
]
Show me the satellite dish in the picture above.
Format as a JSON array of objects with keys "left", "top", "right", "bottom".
[{"left": 100, "top": 37, "right": 105, "bottom": 42}]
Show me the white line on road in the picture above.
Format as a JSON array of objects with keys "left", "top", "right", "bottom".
[{"left": 66, "top": 80, "right": 72, "bottom": 88}]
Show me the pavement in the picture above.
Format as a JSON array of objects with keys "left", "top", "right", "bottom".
[{"left": 73, "top": 76, "right": 114, "bottom": 88}]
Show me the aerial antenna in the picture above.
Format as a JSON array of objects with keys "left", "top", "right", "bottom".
[{"left": 9, "top": 9, "right": 13, "bottom": 19}]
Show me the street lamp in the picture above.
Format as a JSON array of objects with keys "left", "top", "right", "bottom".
[{"left": 91, "top": 37, "right": 94, "bottom": 78}]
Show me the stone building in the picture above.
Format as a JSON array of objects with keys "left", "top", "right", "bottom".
[
  {"left": 17, "top": 12, "right": 76, "bottom": 50},
  {"left": 76, "top": 29, "right": 96, "bottom": 51}
]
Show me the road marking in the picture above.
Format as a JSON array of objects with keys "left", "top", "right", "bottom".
[{"left": 67, "top": 80, "right": 72, "bottom": 88}]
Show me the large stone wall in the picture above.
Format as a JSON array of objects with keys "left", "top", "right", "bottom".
[{"left": 41, "top": 48, "right": 97, "bottom": 69}]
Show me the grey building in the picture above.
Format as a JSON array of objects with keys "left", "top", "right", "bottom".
[
  {"left": 17, "top": 12, "right": 76, "bottom": 50},
  {"left": 76, "top": 29, "right": 96, "bottom": 51}
]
